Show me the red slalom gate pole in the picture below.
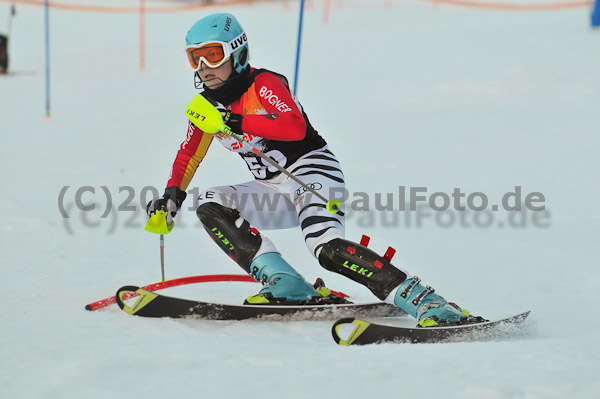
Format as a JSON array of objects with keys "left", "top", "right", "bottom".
[
  {"left": 323, "top": 0, "right": 330, "bottom": 24},
  {"left": 85, "top": 274, "right": 256, "bottom": 311}
]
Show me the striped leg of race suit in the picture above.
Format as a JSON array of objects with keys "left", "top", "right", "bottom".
[
  {"left": 286, "top": 147, "right": 346, "bottom": 258},
  {"left": 195, "top": 146, "right": 346, "bottom": 259}
]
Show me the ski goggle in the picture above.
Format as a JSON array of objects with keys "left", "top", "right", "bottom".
[{"left": 186, "top": 31, "right": 247, "bottom": 71}]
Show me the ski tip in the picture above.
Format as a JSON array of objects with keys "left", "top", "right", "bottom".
[{"left": 84, "top": 304, "right": 93, "bottom": 311}]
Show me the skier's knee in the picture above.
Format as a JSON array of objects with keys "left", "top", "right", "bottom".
[
  {"left": 196, "top": 202, "right": 262, "bottom": 273},
  {"left": 305, "top": 228, "right": 344, "bottom": 259},
  {"left": 317, "top": 238, "right": 407, "bottom": 300}
]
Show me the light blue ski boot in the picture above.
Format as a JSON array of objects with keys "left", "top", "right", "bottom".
[
  {"left": 393, "top": 276, "right": 472, "bottom": 327},
  {"left": 245, "top": 252, "right": 322, "bottom": 305}
]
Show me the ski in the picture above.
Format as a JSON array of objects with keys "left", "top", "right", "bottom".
[
  {"left": 115, "top": 285, "right": 407, "bottom": 321},
  {"left": 331, "top": 311, "right": 531, "bottom": 345}
]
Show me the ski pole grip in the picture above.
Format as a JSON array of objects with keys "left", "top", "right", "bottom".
[
  {"left": 185, "top": 94, "right": 226, "bottom": 134},
  {"left": 145, "top": 210, "right": 173, "bottom": 234}
]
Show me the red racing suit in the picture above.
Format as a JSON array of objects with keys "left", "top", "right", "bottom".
[{"left": 167, "top": 68, "right": 326, "bottom": 190}]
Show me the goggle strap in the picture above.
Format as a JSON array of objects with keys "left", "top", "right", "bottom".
[{"left": 226, "top": 31, "right": 248, "bottom": 53}]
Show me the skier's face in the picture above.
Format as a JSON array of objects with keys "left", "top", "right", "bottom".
[{"left": 198, "top": 58, "right": 233, "bottom": 89}]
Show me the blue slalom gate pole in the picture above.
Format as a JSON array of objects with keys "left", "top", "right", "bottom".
[
  {"left": 293, "top": 0, "right": 305, "bottom": 95},
  {"left": 592, "top": 0, "right": 600, "bottom": 28},
  {"left": 44, "top": 0, "right": 50, "bottom": 120}
]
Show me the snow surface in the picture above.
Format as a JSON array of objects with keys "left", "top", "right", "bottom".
[{"left": 1, "top": 0, "right": 599, "bottom": 398}]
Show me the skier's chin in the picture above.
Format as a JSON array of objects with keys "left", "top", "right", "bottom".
[{"left": 203, "top": 77, "right": 226, "bottom": 89}]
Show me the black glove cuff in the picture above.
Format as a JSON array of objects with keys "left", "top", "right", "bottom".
[
  {"left": 164, "top": 186, "right": 187, "bottom": 209},
  {"left": 224, "top": 111, "right": 243, "bottom": 134}
]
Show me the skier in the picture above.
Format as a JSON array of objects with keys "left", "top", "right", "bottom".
[{"left": 147, "top": 13, "right": 476, "bottom": 327}]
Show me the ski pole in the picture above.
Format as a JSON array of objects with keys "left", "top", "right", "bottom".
[
  {"left": 227, "top": 126, "right": 339, "bottom": 205},
  {"left": 7, "top": 4, "right": 16, "bottom": 36},
  {"left": 159, "top": 234, "right": 165, "bottom": 282},
  {"left": 186, "top": 94, "right": 343, "bottom": 215},
  {"left": 144, "top": 210, "right": 172, "bottom": 281}
]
